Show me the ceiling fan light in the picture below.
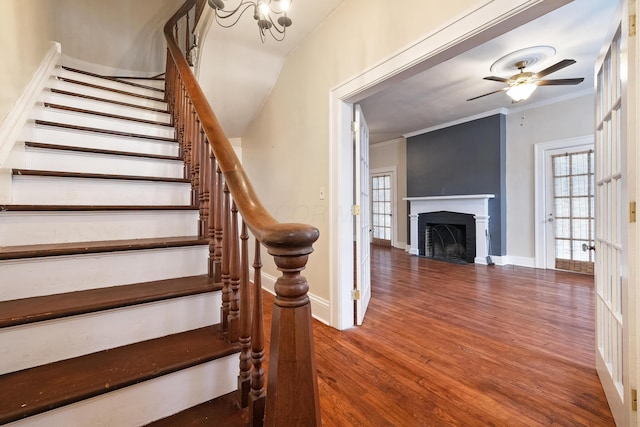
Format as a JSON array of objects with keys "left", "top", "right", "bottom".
[{"left": 506, "top": 83, "right": 537, "bottom": 101}]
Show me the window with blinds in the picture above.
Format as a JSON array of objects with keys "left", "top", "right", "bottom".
[{"left": 552, "top": 150, "right": 595, "bottom": 274}]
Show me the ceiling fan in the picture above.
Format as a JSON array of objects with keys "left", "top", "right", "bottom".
[{"left": 467, "top": 59, "right": 584, "bottom": 102}]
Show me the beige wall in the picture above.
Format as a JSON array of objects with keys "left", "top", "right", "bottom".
[
  {"left": 51, "top": 0, "right": 182, "bottom": 74},
  {"left": 241, "top": 0, "right": 481, "bottom": 302},
  {"left": 370, "top": 138, "right": 407, "bottom": 249},
  {"left": 506, "top": 93, "right": 595, "bottom": 262},
  {"left": 0, "top": 0, "right": 54, "bottom": 124}
]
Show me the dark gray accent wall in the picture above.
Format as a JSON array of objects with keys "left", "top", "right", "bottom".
[{"left": 406, "top": 114, "right": 506, "bottom": 255}]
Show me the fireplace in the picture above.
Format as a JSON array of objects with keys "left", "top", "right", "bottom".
[
  {"left": 404, "top": 194, "right": 494, "bottom": 264},
  {"left": 419, "top": 211, "right": 476, "bottom": 263}
]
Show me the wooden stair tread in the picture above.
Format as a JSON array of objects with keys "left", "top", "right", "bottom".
[
  {"left": 50, "top": 89, "right": 169, "bottom": 114},
  {"left": 147, "top": 391, "right": 248, "bottom": 427},
  {"left": 58, "top": 77, "right": 165, "bottom": 102},
  {"left": 0, "top": 236, "right": 208, "bottom": 260},
  {"left": 34, "top": 120, "right": 177, "bottom": 142},
  {"left": 24, "top": 141, "right": 181, "bottom": 161},
  {"left": 61, "top": 66, "right": 165, "bottom": 93},
  {"left": 0, "top": 324, "right": 239, "bottom": 425},
  {"left": 12, "top": 168, "right": 188, "bottom": 183},
  {"left": 0, "top": 204, "right": 196, "bottom": 212},
  {"left": 0, "top": 275, "right": 220, "bottom": 328},
  {"left": 43, "top": 102, "right": 173, "bottom": 127}
]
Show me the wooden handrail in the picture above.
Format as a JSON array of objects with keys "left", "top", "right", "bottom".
[
  {"left": 164, "top": 1, "right": 321, "bottom": 425},
  {"left": 165, "top": 0, "right": 317, "bottom": 248}
]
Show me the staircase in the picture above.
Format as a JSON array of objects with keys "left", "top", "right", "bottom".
[{"left": 0, "top": 67, "right": 240, "bottom": 426}]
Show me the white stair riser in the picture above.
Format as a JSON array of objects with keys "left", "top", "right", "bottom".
[
  {"left": 29, "top": 126, "right": 179, "bottom": 157},
  {"left": 48, "top": 79, "right": 167, "bottom": 111},
  {"left": 12, "top": 176, "right": 192, "bottom": 206},
  {"left": 0, "top": 292, "right": 221, "bottom": 375},
  {"left": 117, "top": 78, "right": 165, "bottom": 90},
  {"left": 5, "top": 355, "right": 237, "bottom": 427},
  {"left": 41, "top": 90, "right": 171, "bottom": 124},
  {"left": 33, "top": 107, "right": 175, "bottom": 139},
  {"left": 24, "top": 147, "right": 184, "bottom": 178},
  {"left": 60, "top": 69, "right": 164, "bottom": 99},
  {"left": 0, "top": 211, "right": 199, "bottom": 246},
  {"left": 0, "top": 246, "right": 208, "bottom": 301}
]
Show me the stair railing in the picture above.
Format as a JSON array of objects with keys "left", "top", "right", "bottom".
[{"left": 164, "top": 1, "right": 321, "bottom": 426}]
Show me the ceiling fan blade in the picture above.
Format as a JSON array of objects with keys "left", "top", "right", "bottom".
[
  {"left": 483, "top": 76, "right": 509, "bottom": 83},
  {"left": 537, "top": 78, "right": 585, "bottom": 86},
  {"left": 466, "top": 88, "right": 506, "bottom": 101},
  {"left": 535, "top": 59, "right": 577, "bottom": 78}
]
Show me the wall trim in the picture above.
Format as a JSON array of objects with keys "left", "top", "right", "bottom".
[
  {"left": 260, "top": 272, "right": 331, "bottom": 326},
  {"left": 0, "top": 42, "right": 61, "bottom": 169},
  {"left": 404, "top": 108, "right": 508, "bottom": 138}
]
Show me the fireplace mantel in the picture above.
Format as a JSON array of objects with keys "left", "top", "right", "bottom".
[{"left": 404, "top": 194, "right": 495, "bottom": 263}]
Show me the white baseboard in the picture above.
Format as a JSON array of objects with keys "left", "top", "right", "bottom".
[
  {"left": 506, "top": 255, "right": 536, "bottom": 268},
  {"left": 394, "top": 241, "right": 407, "bottom": 250},
  {"left": 479, "top": 255, "right": 509, "bottom": 266},
  {"left": 0, "top": 42, "right": 61, "bottom": 168},
  {"left": 260, "top": 272, "right": 330, "bottom": 326}
]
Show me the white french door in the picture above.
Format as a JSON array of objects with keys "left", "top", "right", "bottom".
[
  {"left": 354, "top": 104, "right": 371, "bottom": 326},
  {"left": 594, "top": 3, "right": 635, "bottom": 424},
  {"left": 544, "top": 145, "right": 595, "bottom": 273},
  {"left": 371, "top": 172, "right": 393, "bottom": 247}
]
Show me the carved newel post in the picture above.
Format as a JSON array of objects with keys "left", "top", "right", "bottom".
[{"left": 263, "top": 225, "right": 321, "bottom": 427}]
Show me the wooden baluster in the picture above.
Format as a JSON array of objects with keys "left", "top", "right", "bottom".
[
  {"left": 238, "top": 221, "right": 252, "bottom": 408},
  {"left": 190, "top": 106, "right": 199, "bottom": 207},
  {"left": 228, "top": 201, "right": 240, "bottom": 343},
  {"left": 220, "top": 182, "right": 231, "bottom": 337},
  {"left": 208, "top": 157, "right": 219, "bottom": 280},
  {"left": 250, "top": 240, "right": 266, "bottom": 426},
  {"left": 182, "top": 88, "right": 191, "bottom": 182},
  {"left": 264, "top": 236, "right": 321, "bottom": 427},
  {"left": 176, "top": 80, "right": 184, "bottom": 161},
  {"left": 215, "top": 168, "right": 224, "bottom": 282},
  {"left": 164, "top": 50, "right": 171, "bottom": 105},
  {"left": 200, "top": 128, "right": 209, "bottom": 239}
]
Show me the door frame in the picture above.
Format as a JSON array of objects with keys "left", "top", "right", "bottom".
[
  {"left": 370, "top": 167, "right": 398, "bottom": 248},
  {"left": 534, "top": 136, "right": 594, "bottom": 269},
  {"left": 327, "top": 0, "right": 573, "bottom": 330}
]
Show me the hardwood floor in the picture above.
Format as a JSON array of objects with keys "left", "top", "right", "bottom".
[{"left": 262, "top": 245, "right": 614, "bottom": 426}]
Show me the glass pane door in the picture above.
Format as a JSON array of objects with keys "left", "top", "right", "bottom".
[
  {"left": 371, "top": 173, "right": 392, "bottom": 246},
  {"left": 551, "top": 150, "right": 595, "bottom": 273}
]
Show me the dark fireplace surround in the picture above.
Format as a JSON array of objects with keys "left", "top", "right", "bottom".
[{"left": 418, "top": 211, "right": 476, "bottom": 263}]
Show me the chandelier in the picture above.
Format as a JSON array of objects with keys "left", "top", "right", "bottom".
[{"left": 207, "top": 0, "right": 293, "bottom": 42}]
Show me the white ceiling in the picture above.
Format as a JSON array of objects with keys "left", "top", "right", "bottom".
[
  {"left": 196, "top": 0, "right": 618, "bottom": 143},
  {"left": 359, "top": 0, "right": 619, "bottom": 143},
  {"left": 196, "top": 0, "right": 345, "bottom": 138}
]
